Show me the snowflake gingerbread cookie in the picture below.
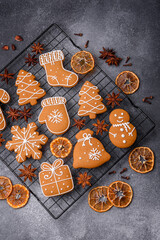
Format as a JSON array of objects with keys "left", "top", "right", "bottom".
[
  {"left": 15, "top": 69, "right": 46, "bottom": 106},
  {"left": 39, "top": 50, "right": 78, "bottom": 87},
  {"left": 109, "top": 109, "right": 137, "bottom": 148},
  {"left": 73, "top": 128, "right": 111, "bottom": 168},
  {"left": 38, "top": 97, "right": 70, "bottom": 135},
  {"left": 5, "top": 122, "right": 48, "bottom": 163},
  {"left": 78, "top": 81, "right": 107, "bottom": 119}
]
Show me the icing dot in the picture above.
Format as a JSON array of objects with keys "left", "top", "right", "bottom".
[
  {"left": 84, "top": 152, "right": 86, "bottom": 154},
  {"left": 45, "top": 188, "right": 47, "bottom": 191},
  {"left": 67, "top": 186, "right": 69, "bottom": 188},
  {"left": 34, "top": 89, "right": 36, "bottom": 91},
  {"left": 79, "top": 157, "right": 82, "bottom": 160},
  {"left": 83, "top": 106, "right": 85, "bottom": 108},
  {"left": 95, "top": 102, "right": 97, "bottom": 105},
  {"left": 84, "top": 97, "right": 86, "bottom": 99},
  {"left": 120, "top": 128, "right": 124, "bottom": 131},
  {"left": 60, "top": 188, "right": 63, "bottom": 190},
  {"left": 66, "top": 175, "right": 69, "bottom": 177},
  {"left": 98, "top": 145, "right": 99, "bottom": 147},
  {"left": 50, "top": 69, "right": 52, "bottom": 71},
  {"left": 102, "top": 149, "right": 104, "bottom": 151},
  {"left": 58, "top": 177, "right": 60, "bottom": 179},
  {"left": 121, "top": 112, "right": 124, "bottom": 115},
  {"left": 123, "top": 140, "right": 126, "bottom": 143},
  {"left": 114, "top": 114, "right": 117, "bottom": 117},
  {"left": 21, "top": 85, "right": 23, "bottom": 87},
  {"left": 22, "top": 72, "right": 24, "bottom": 73},
  {"left": 93, "top": 91, "right": 95, "bottom": 94},
  {"left": 29, "top": 80, "right": 32, "bottom": 82},
  {"left": 51, "top": 179, "right": 53, "bottom": 181},
  {"left": 63, "top": 183, "right": 65, "bottom": 185},
  {"left": 84, "top": 88, "right": 86, "bottom": 90},
  {"left": 121, "top": 134, "right": 125, "bottom": 138},
  {"left": 52, "top": 186, "right": 54, "bottom": 188},
  {"left": 51, "top": 191, "right": 53, "bottom": 193}
]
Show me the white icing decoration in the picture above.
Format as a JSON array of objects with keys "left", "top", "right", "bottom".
[
  {"left": 78, "top": 82, "right": 105, "bottom": 116},
  {"left": 78, "top": 133, "right": 93, "bottom": 146},
  {"left": 123, "top": 140, "right": 126, "bottom": 143},
  {"left": 121, "top": 134, "right": 125, "bottom": 138},
  {"left": 89, "top": 148, "right": 102, "bottom": 161},
  {"left": 120, "top": 128, "right": 124, "bottom": 131},
  {"left": 16, "top": 72, "right": 45, "bottom": 105},
  {"left": 48, "top": 109, "right": 63, "bottom": 124},
  {"left": 5, "top": 123, "right": 47, "bottom": 162},
  {"left": 114, "top": 114, "right": 117, "bottom": 117},
  {"left": 121, "top": 112, "right": 124, "bottom": 115}
]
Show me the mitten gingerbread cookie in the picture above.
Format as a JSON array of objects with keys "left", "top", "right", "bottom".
[
  {"left": 73, "top": 129, "right": 111, "bottom": 168},
  {"left": 5, "top": 122, "right": 48, "bottom": 163},
  {"left": 109, "top": 109, "right": 137, "bottom": 148},
  {"left": 78, "top": 81, "right": 107, "bottom": 119},
  {"left": 38, "top": 97, "right": 70, "bottom": 135},
  {"left": 39, "top": 159, "right": 74, "bottom": 197},
  {"left": 0, "top": 88, "right": 10, "bottom": 103},
  {"left": 15, "top": 69, "right": 46, "bottom": 106},
  {"left": 39, "top": 50, "right": 78, "bottom": 87}
]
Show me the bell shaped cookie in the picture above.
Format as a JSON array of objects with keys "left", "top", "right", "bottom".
[
  {"left": 38, "top": 97, "right": 70, "bottom": 135},
  {"left": 73, "top": 128, "right": 111, "bottom": 168}
]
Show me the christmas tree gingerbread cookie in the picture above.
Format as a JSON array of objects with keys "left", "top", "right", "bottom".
[
  {"left": 78, "top": 81, "right": 107, "bottom": 119},
  {"left": 73, "top": 129, "right": 111, "bottom": 168},
  {"left": 109, "top": 109, "right": 137, "bottom": 148},
  {"left": 39, "top": 50, "right": 78, "bottom": 87},
  {"left": 5, "top": 122, "right": 48, "bottom": 163},
  {"left": 39, "top": 159, "right": 74, "bottom": 197},
  {"left": 15, "top": 69, "right": 46, "bottom": 106},
  {"left": 38, "top": 97, "right": 70, "bottom": 135}
]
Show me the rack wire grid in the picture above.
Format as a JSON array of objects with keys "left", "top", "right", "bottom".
[{"left": 0, "top": 23, "right": 155, "bottom": 219}]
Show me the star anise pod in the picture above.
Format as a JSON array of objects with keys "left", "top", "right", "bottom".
[
  {"left": 106, "top": 57, "right": 122, "bottom": 66},
  {"left": 31, "top": 42, "right": 44, "bottom": 54},
  {"left": 72, "top": 118, "right": 86, "bottom": 130},
  {"left": 19, "top": 106, "right": 32, "bottom": 122},
  {"left": 0, "top": 69, "right": 14, "bottom": 84},
  {"left": 93, "top": 119, "right": 109, "bottom": 135},
  {"left": 106, "top": 92, "right": 123, "bottom": 108},
  {"left": 0, "top": 134, "right": 5, "bottom": 146},
  {"left": 25, "top": 53, "right": 38, "bottom": 66},
  {"left": 6, "top": 107, "right": 20, "bottom": 121},
  {"left": 18, "top": 164, "right": 37, "bottom": 182},
  {"left": 99, "top": 47, "right": 115, "bottom": 59},
  {"left": 77, "top": 172, "right": 92, "bottom": 188}
]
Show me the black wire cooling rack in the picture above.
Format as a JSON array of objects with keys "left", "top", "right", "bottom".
[{"left": 0, "top": 23, "right": 155, "bottom": 219}]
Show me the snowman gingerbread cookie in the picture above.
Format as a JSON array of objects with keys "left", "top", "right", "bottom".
[{"left": 109, "top": 109, "right": 137, "bottom": 148}]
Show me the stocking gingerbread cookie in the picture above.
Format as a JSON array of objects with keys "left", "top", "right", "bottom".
[
  {"left": 73, "top": 129, "right": 111, "bottom": 168},
  {"left": 109, "top": 109, "right": 137, "bottom": 148},
  {"left": 38, "top": 97, "right": 70, "bottom": 135},
  {"left": 39, "top": 50, "right": 78, "bottom": 87},
  {"left": 78, "top": 81, "right": 107, "bottom": 119},
  {"left": 15, "top": 69, "right": 46, "bottom": 106}
]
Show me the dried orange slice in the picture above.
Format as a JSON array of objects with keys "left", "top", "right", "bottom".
[
  {"left": 7, "top": 184, "right": 29, "bottom": 208},
  {"left": 0, "top": 176, "right": 12, "bottom": 199},
  {"left": 88, "top": 186, "right": 113, "bottom": 212},
  {"left": 50, "top": 137, "right": 72, "bottom": 158},
  {"left": 107, "top": 181, "right": 133, "bottom": 208},
  {"left": 129, "top": 147, "right": 154, "bottom": 173},
  {"left": 115, "top": 71, "right": 139, "bottom": 94},
  {"left": 71, "top": 51, "right": 94, "bottom": 74}
]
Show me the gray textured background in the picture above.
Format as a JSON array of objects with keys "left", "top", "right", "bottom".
[{"left": 0, "top": 1, "right": 160, "bottom": 240}]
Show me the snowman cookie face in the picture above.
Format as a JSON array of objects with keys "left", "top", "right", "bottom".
[{"left": 109, "top": 109, "right": 137, "bottom": 148}]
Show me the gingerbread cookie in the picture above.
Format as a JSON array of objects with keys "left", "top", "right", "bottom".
[
  {"left": 38, "top": 97, "right": 70, "bottom": 135},
  {"left": 73, "top": 128, "right": 111, "bottom": 168},
  {"left": 15, "top": 69, "right": 46, "bottom": 106},
  {"left": 109, "top": 109, "right": 137, "bottom": 148},
  {"left": 39, "top": 159, "right": 74, "bottom": 197},
  {"left": 78, "top": 81, "right": 107, "bottom": 119},
  {"left": 5, "top": 122, "right": 48, "bottom": 163},
  {"left": 39, "top": 50, "right": 78, "bottom": 87},
  {"left": 0, "top": 89, "right": 10, "bottom": 104},
  {"left": 0, "top": 107, "right": 6, "bottom": 131}
]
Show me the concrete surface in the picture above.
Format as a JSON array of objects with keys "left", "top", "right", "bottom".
[{"left": 0, "top": 1, "right": 160, "bottom": 240}]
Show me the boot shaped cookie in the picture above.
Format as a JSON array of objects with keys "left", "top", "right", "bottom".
[
  {"left": 73, "top": 129, "right": 111, "bottom": 168},
  {"left": 78, "top": 81, "right": 107, "bottom": 119},
  {"left": 109, "top": 109, "right": 137, "bottom": 148},
  {"left": 38, "top": 97, "right": 70, "bottom": 135},
  {"left": 0, "top": 107, "right": 6, "bottom": 131},
  {"left": 39, "top": 50, "right": 78, "bottom": 87}
]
